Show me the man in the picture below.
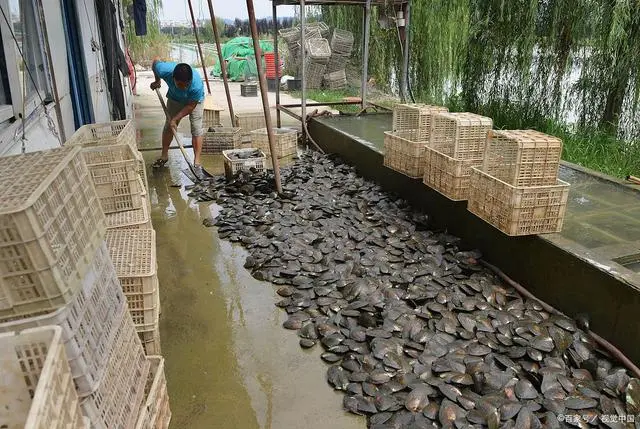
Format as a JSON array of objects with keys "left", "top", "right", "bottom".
[{"left": 150, "top": 59, "right": 205, "bottom": 175}]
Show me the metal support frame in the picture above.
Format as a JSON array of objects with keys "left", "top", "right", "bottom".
[
  {"left": 361, "top": 0, "right": 371, "bottom": 109},
  {"left": 247, "top": 0, "right": 283, "bottom": 194},
  {"left": 400, "top": 0, "right": 410, "bottom": 102},
  {"left": 273, "top": 1, "right": 282, "bottom": 128},
  {"left": 300, "top": 0, "right": 307, "bottom": 142},
  {"left": 271, "top": 0, "right": 411, "bottom": 128},
  {"left": 206, "top": 0, "right": 235, "bottom": 125},
  {"left": 187, "top": 0, "right": 211, "bottom": 95}
]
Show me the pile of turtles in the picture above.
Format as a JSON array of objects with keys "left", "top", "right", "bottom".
[{"left": 190, "top": 151, "right": 640, "bottom": 428}]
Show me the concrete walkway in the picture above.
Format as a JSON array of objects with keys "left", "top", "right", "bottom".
[{"left": 134, "top": 74, "right": 363, "bottom": 428}]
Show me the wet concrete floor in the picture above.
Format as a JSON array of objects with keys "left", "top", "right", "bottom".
[{"left": 134, "top": 90, "right": 364, "bottom": 428}]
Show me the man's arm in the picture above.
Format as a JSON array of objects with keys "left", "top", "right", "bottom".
[
  {"left": 168, "top": 101, "right": 198, "bottom": 129},
  {"left": 150, "top": 57, "right": 164, "bottom": 90}
]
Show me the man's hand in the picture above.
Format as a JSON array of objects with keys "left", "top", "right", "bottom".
[
  {"left": 150, "top": 80, "right": 161, "bottom": 90},
  {"left": 169, "top": 117, "right": 178, "bottom": 130}
]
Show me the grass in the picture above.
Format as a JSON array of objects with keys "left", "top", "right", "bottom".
[
  {"left": 288, "top": 88, "right": 640, "bottom": 179},
  {"left": 290, "top": 88, "right": 362, "bottom": 113}
]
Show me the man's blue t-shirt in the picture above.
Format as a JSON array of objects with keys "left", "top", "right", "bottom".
[{"left": 153, "top": 61, "right": 205, "bottom": 103}]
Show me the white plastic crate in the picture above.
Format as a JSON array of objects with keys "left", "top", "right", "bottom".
[
  {"left": 82, "top": 145, "right": 143, "bottom": 214},
  {"left": 135, "top": 357, "right": 171, "bottom": 429},
  {"left": 105, "top": 229, "right": 159, "bottom": 332},
  {"left": 0, "top": 243, "right": 126, "bottom": 396},
  {"left": 0, "top": 147, "right": 105, "bottom": 321},
  {"left": 0, "top": 326, "right": 86, "bottom": 429},
  {"left": 222, "top": 148, "right": 267, "bottom": 180},
  {"left": 105, "top": 203, "right": 152, "bottom": 230},
  {"left": 66, "top": 120, "right": 136, "bottom": 153},
  {"left": 81, "top": 307, "right": 149, "bottom": 429}
]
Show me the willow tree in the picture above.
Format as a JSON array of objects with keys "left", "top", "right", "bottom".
[
  {"left": 322, "top": 0, "right": 640, "bottom": 139},
  {"left": 123, "top": 0, "right": 170, "bottom": 66}
]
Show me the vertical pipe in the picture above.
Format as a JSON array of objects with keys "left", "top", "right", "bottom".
[
  {"left": 401, "top": 1, "right": 411, "bottom": 102},
  {"left": 187, "top": 0, "right": 211, "bottom": 95},
  {"left": 361, "top": 0, "right": 372, "bottom": 109},
  {"left": 300, "top": 0, "right": 307, "bottom": 142},
  {"left": 206, "top": 0, "right": 235, "bottom": 125},
  {"left": 246, "top": 0, "right": 283, "bottom": 194},
  {"left": 36, "top": 0, "right": 66, "bottom": 143},
  {"left": 273, "top": 0, "right": 281, "bottom": 127}
]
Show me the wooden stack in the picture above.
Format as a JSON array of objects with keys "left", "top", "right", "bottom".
[{"left": 467, "top": 129, "right": 570, "bottom": 236}]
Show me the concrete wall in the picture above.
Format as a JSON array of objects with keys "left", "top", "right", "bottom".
[
  {"left": 0, "top": 0, "right": 132, "bottom": 156},
  {"left": 309, "top": 117, "right": 640, "bottom": 365}
]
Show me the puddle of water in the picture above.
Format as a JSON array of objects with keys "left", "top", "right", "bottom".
[{"left": 137, "top": 102, "right": 364, "bottom": 429}]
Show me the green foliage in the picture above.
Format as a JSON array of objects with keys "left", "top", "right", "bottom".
[
  {"left": 123, "top": 0, "right": 170, "bottom": 65},
  {"left": 321, "top": 0, "right": 640, "bottom": 177}
]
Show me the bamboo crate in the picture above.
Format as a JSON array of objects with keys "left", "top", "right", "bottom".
[
  {"left": 82, "top": 144, "right": 143, "bottom": 214},
  {"left": 203, "top": 127, "right": 242, "bottom": 153},
  {"left": 331, "top": 29, "right": 354, "bottom": 55},
  {"left": 0, "top": 147, "right": 104, "bottom": 321},
  {"left": 105, "top": 203, "right": 152, "bottom": 230},
  {"left": 250, "top": 128, "right": 298, "bottom": 158},
  {"left": 429, "top": 112, "right": 493, "bottom": 160},
  {"left": 0, "top": 326, "right": 86, "bottom": 429},
  {"left": 234, "top": 112, "right": 267, "bottom": 135},
  {"left": 392, "top": 104, "right": 449, "bottom": 142},
  {"left": 135, "top": 357, "right": 171, "bottom": 429},
  {"left": 305, "top": 38, "right": 331, "bottom": 63},
  {"left": 323, "top": 70, "right": 347, "bottom": 90},
  {"left": 468, "top": 167, "right": 570, "bottom": 236},
  {"left": 307, "top": 21, "right": 330, "bottom": 39},
  {"left": 326, "top": 54, "right": 349, "bottom": 73},
  {"left": 66, "top": 119, "right": 136, "bottom": 153},
  {"left": 80, "top": 306, "right": 149, "bottom": 429},
  {"left": 0, "top": 243, "right": 126, "bottom": 396},
  {"left": 423, "top": 146, "right": 483, "bottom": 201},
  {"left": 306, "top": 61, "right": 327, "bottom": 89},
  {"left": 279, "top": 27, "right": 299, "bottom": 44},
  {"left": 105, "top": 229, "right": 159, "bottom": 333},
  {"left": 383, "top": 130, "right": 427, "bottom": 179},
  {"left": 482, "top": 129, "right": 563, "bottom": 187}
]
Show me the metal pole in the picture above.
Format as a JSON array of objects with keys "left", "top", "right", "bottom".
[
  {"left": 361, "top": 0, "right": 372, "bottom": 110},
  {"left": 401, "top": 1, "right": 411, "bottom": 102},
  {"left": 206, "top": 0, "right": 235, "bottom": 125},
  {"left": 247, "top": 0, "right": 283, "bottom": 194},
  {"left": 36, "top": 0, "right": 66, "bottom": 143},
  {"left": 300, "top": 0, "right": 307, "bottom": 142},
  {"left": 273, "top": 0, "right": 281, "bottom": 128},
  {"left": 187, "top": 0, "right": 211, "bottom": 95}
]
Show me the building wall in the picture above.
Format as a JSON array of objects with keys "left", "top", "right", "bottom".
[{"left": 0, "top": 0, "right": 132, "bottom": 156}]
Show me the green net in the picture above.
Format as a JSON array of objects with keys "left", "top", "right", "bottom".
[{"left": 211, "top": 37, "right": 274, "bottom": 81}]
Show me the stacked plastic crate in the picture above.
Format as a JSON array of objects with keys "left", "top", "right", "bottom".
[
  {"left": 383, "top": 104, "right": 449, "bottom": 178},
  {"left": 467, "top": 130, "right": 570, "bottom": 236},
  {"left": 324, "top": 29, "right": 354, "bottom": 89},
  {"left": 305, "top": 38, "right": 332, "bottom": 89},
  {"left": 66, "top": 120, "right": 152, "bottom": 229},
  {"left": 0, "top": 146, "right": 150, "bottom": 428},
  {"left": 423, "top": 112, "right": 493, "bottom": 201},
  {"left": 105, "top": 229, "right": 161, "bottom": 356},
  {"left": 0, "top": 326, "right": 88, "bottom": 428}
]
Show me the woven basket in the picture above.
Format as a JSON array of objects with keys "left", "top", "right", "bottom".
[
  {"left": 250, "top": 128, "right": 298, "bottom": 158},
  {"left": 383, "top": 130, "right": 428, "bottom": 179},
  {"left": 323, "top": 70, "right": 347, "bottom": 90},
  {"left": 331, "top": 29, "right": 354, "bottom": 55},
  {"left": 305, "top": 38, "right": 331, "bottom": 63}
]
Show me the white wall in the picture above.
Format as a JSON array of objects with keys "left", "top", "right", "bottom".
[{"left": 0, "top": 0, "right": 133, "bottom": 156}]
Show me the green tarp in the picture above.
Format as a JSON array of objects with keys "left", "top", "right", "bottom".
[{"left": 211, "top": 37, "right": 274, "bottom": 81}]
